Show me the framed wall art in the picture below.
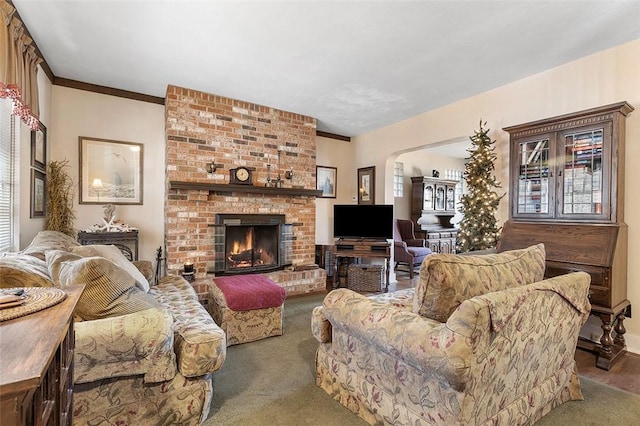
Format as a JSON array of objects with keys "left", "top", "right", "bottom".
[
  {"left": 357, "top": 166, "right": 375, "bottom": 205},
  {"left": 316, "top": 165, "right": 337, "bottom": 198},
  {"left": 31, "top": 121, "right": 46, "bottom": 171},
  {"left": 30, "top": 169, "right": 46, "bottom": 218},
  {"left": 79, "top": 136, "right": 144, "bottom": 205}
]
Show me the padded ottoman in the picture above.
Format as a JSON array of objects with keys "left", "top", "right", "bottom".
[{"left": 208, "top": 274, "right": 286, "bottom": 346}]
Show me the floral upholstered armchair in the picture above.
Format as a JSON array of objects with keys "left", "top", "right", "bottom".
[{"left": 312, "top": 244, "right": 591, "bottom": 425}]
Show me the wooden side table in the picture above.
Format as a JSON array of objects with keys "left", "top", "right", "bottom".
[
  {"left": 0, "top": 285, "right": 83, "bottom": 426},
  {"left": 77, "top": 230, "right": 139, "bottom": 261}
]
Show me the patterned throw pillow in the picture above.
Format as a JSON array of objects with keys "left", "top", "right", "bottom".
[
  {"left": 46, "top": 250, "right": 161, "bottom": 320},
  {"left": 71, "top": 244, "right": 150, "bottom": 292},
  {"left": 0, "top": 252, "right": 53, "bottom": 288},
  {"left": 413, "top": 243, "right": 546, "bottom": 322}
]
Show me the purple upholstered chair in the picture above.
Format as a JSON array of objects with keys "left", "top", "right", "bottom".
[{"left": 393, "top": 219, "right": 433, "bottom": 279}]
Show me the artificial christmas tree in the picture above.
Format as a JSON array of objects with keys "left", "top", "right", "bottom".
[{"left": 456, "top": 121, "right": 504, "bottom": 253}]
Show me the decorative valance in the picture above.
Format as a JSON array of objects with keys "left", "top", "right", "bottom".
[{"left": 0, "top": 0, "right": 41, "bottom": 130}]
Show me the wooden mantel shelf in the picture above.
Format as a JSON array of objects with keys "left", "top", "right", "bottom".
[{"left": 169, "top": 181, "right": 323, "bottom": 197}]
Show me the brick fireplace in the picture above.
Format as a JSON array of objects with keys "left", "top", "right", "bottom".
[
  {"left": 164, "top": 85, "right": 326, "bottom": 297},
  {"left": 211, "top": 213, "right": 292, "bottom": 274}
]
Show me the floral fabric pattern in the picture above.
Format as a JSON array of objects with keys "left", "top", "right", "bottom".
[
  {"left": 368, "top": 287, "right": 414, "bottom": 310},
  {"left": 311, "top": 305, "right": 331, "bottom": 343},
  {"left": 74, "top": 307, "right": 177, "bottom": 384},
  {"left": 151, "top": 275, "right": 227, "bottom": 376},
  {"left": 209, "top": 281, "right": 284, "bottom": 346},
  {"left": 74, "top": 371, "right": 213, "bottom": 426},
  {"left": 414, "top": 243, "right": 546, "bottom": 322},
  {"left": 313, "top": 266, "right": 591, "bottom": 425}
]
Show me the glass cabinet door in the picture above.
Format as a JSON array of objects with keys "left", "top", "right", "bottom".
[
  {"left": 559, "top": 123, "right": 611, "bottom": 220},
  {"left": 435, "top": 185, "right": 445, "bottom": 210},
  {"left": 446, "top": 186, "right": 455, "bottom": 211},
  {"left": 514, "top": 136, "right": 553, "bottom": 218},
  {"left": 423, "top": 183, "right": 434, "bottom": 211}
]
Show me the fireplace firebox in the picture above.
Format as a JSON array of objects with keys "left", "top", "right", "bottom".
[{"left": 211, "top": 214, "right": 292, "bottom": 274}]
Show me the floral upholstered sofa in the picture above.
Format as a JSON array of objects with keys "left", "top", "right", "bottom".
[
  {"left": 311, "top": 244, "right": 592, "bottom": 425},
  {"left": 0, "top": 231, "right": 226, "bottom": 425}
]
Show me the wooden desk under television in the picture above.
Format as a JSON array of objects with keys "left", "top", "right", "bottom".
[{"left": 328, "top": 239, "right": 391, "bottom": 292}]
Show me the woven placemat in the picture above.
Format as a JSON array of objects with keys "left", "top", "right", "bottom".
[{"left": 0, "top": 287, "right": 67, "bottom": 322}]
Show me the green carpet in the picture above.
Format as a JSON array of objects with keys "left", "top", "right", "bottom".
[{"left": 204, "top": 293, "right": 640, "bottom": 425}]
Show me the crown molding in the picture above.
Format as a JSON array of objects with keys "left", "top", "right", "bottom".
[{"left": 53, "top": 77, "right": 165, "bottom": 105}]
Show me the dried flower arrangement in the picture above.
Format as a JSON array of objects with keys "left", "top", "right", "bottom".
[{"left": 46, "top": 159, "right": 76, "bottom": 237}]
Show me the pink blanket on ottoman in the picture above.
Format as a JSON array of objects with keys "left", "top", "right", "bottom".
[{"left": 214, "top": 274, "right": 286, "bottom": 311}]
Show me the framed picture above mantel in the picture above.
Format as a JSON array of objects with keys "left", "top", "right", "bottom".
[{"left": 79, "top": 137, "right": 144, "bottom": 205}]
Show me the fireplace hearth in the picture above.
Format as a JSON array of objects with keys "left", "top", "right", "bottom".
[{"left": 212, "top": 214, "right": 293, "bottom": 275}]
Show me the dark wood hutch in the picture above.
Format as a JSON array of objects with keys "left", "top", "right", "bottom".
[
  {"left": 498, "top": 101, "right": 633, "bottom": 370},
  {"left": 411, "top": 176, "right": 459, "bottom": 253}
]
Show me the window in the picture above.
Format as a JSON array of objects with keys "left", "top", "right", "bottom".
[
  {"left": 393, "top": 161, "right": 404, "bottom": 197},
  {"left": 0, "top": 97, "right": 16, "bottom": 252}
]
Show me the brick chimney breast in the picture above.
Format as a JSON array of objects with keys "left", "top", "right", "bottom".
[{"left": 164, "top": 85, "right": 318, "bottom": 278}]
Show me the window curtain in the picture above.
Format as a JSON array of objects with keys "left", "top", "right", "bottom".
[{"left": 0, "top": 0, "right": 41, "bottom": 130}]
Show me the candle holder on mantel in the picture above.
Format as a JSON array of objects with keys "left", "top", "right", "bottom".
[
  {"left": 182, "top": 262, "right": 195, "bottom": 283},
  {"left": 265, "top": 149, "right": 285, "bottom": 188}
]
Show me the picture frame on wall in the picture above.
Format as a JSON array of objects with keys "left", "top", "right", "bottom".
[
  {"left": 316, "top": 165, "right": 337, "bottom": 198},
  {"left": 357, "top": 166, "right": 375, "bottom": 205},
  {"left": 31, "top": 122, "right": 46, "bottom": 171},
  {"left": 79, "top": 136, "right": 144, "bottom": 205},
  {"left": 31, "top": 169, "right": 46, "bottom": 218}
]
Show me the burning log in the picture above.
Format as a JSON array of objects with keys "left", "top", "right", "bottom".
[{"left": 228, "top": 248, "right": 253, "bottom": 264}]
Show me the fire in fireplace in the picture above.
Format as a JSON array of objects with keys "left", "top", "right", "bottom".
[
  {"left": 212, "top": 214, "right": 292, "bottom": 275},
  {"left": 225, "top": 224, "right": 278, "bottom": 269}
]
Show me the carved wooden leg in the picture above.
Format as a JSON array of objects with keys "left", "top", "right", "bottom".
[
  {"left": 596, "top": 311, "right": 629, "bottom": 370},
  {"left": 614, "top": 312, "right": 627, "bottom": 347},
  {"left": 599, "top": 319, "right": 614, "bottom": 358}
]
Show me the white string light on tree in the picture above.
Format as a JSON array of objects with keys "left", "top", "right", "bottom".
[{"left": 456, "top": 120, "right": 505, "bottom": 253}]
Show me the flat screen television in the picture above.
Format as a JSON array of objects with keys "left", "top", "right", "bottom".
[{"left": 333, "top": 204, "right": 394, "bottom": 240}]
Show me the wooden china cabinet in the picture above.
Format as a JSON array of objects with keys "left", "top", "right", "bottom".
[
  {"left": 498, "top": 101, "right": 634, "bottom": 370},
  {"left": 411, "top": 176, "right": 458, "bottom": 253}
]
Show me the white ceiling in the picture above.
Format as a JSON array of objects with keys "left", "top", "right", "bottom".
[{"left": 13, "top": 0, "right": 640, "bottom": 139}]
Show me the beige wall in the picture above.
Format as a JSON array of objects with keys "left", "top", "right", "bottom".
[
  {"left": 353, "top": 39, "right": 640, "bottom": 353},
  {"left": 315, "top": 135, "right": 356, "bottom": 245},
  {"left": 48, "top": 87, "right": 165, "bottom": 261}
]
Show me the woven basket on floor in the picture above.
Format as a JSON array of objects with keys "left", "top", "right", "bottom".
[{"left": 347, "top": 264, "right": 385, "bottom": 292}]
